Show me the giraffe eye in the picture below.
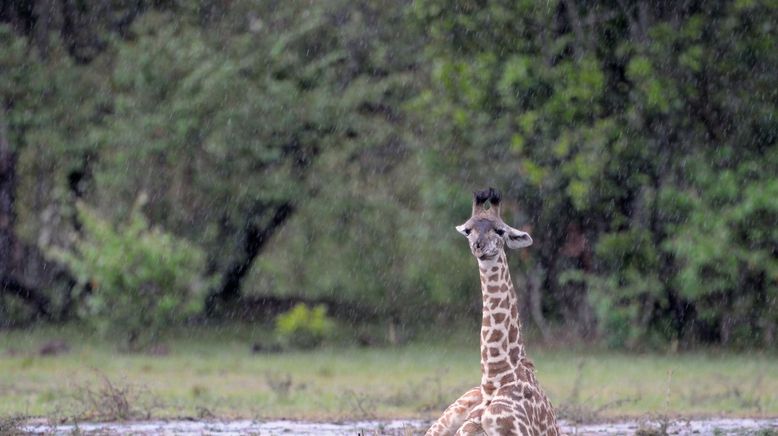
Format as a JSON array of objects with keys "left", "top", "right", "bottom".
[
  {"left": 494, "top": 228, "right": 505, "bottom": 236},
  {"left": 464, "top": 228, "right": 472, "bottom": 235}
]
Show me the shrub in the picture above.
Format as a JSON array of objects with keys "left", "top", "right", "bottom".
[
  {"left": 274, "top": 303, "right": 335, "bottom": 349},
  {"left": 51, "top": 198, "right": 208, "bottom": 350}
]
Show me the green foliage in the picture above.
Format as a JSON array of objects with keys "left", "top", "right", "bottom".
[
  {"left": 51, "top": 199, "right": 208, "bottom": 349},
  {"left": 4, "top": 0, "right": 777, "bottom": 349},
  {"left": 413, "top": 0, "right": 778, "bottom": 347},
  {"left": 666, "top": 162, "right": 778, "bottom": 344},
  {"left": 275, "top": 303, "right": 335, "bottom": 349}
]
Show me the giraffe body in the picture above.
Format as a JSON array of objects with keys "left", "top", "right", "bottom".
[{"left": 426, "top": 188, "right": 560, "bottom": 436}]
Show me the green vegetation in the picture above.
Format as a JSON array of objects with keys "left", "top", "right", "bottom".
[
  {"left": 1, "top": 326, "right": 777, "bottom": 421},
  {"left": 413, "top": 0, "right": 778, "bottom": 347},
  {"left": 50, "top": 201, "right": 208, "bottom": 350},
  {"left": 0, "top": 0, "right": 776, "bottom": 350},
  {"left": 275, "top": 303, "right": 336, "bottom": 350}
]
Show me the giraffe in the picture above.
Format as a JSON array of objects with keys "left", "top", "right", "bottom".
[{"left": 426, "top": 188, "right": 561, "bottom": 436}]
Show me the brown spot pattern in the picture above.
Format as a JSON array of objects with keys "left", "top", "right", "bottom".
[
  {"left": 487, "top": 330, "right": 503, "bottom": 342},
  {"left": 508, "top": 325, "right": 518, "bottom": 342}
]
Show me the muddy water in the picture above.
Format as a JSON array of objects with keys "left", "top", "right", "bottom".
[{"left": 23, "top": 418, "right": 778, "bottom": 435}]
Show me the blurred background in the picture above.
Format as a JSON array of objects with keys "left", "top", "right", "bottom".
[{"left": 0, "top": 0, "right": 776, "bottom": 425}]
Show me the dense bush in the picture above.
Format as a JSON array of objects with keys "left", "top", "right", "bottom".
[
  {"left": 51, "top": 198, "right": 208, "bottom": 349},
  {"left": 274, "top": 303, "right": 335, "bottom": 349},
  {"left": 413, "top": 0, "right": 777, "bottom": 347}
]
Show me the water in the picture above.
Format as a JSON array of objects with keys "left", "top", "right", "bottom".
[{"left": 21, "top": 418, "right": 778, "bottom": 435}]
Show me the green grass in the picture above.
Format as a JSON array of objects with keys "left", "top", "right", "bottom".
[{"left": 1, "top": 324, "right": 777, "bottom": 422}]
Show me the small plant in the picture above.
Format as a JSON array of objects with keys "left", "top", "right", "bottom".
[
  {"left": 0, "top": 414, "right": 27, "bottom": 436},
  {"left": 50, "top": 197, "right": 209, "bottom": 350},
  {"left": 636, "top": 369, "right": 677, "bottom": 436},
  {"left": 70, "top": 371, "right": 158, "bottom": 421},
  {"left": 196, "top": 406, "right": 215, "bottom": 419},
  {"left": 264, "top": 371, "right": 293, "bottom": 399},
  {"left": 635, "top": 423, "right": 670, "bottom": 436},
  {"left": 274, "top": 303, "right": 335, "bottom": 349},
  {"left": 341, "top": 389, "right": 377, "bottom": 420}
]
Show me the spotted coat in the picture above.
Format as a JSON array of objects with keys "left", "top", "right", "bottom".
[{"left": 426, "top": 251, "right": 561, "bottom": 436}]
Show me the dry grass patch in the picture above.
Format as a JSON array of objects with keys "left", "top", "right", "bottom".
[{"left": 67, "top": 370, "right": 160, "bottom": 422}]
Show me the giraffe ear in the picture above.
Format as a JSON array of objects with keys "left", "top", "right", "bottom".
[{"left": 504, "top": 226, "right": 532, "bottom": 249}]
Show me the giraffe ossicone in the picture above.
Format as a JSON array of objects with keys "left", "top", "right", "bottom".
[{"left": 426, "top": 188, "right": 561, "bottom": 436}]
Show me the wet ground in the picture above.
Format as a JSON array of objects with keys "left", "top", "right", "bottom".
[{"left": 20, "top": 418, "right": 778, "bottom": 435}]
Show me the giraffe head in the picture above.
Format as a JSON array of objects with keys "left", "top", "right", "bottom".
[{"left": 456, "top": 188, "right": 532, "bottom": 261}]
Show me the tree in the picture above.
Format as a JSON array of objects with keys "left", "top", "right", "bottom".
[{"left": 413, "top": 0, "right": 777, "bottom": 347}]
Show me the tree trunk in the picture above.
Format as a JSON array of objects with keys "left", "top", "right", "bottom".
[
  {"left": 527, "top": 264, "right": 551, "bottom": 342},
  {"left": 0, "top": 111, "right": 54, "bottom": 319},
  {"left": 0, "top": 113, "right": 14, "bottom": 279},
  {"left": 205, "top": 202, "right": 294, "bottom": 315}
]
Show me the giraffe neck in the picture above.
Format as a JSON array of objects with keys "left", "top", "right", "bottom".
[{"left": 477, "top": 250, "right": 526, "bottom": 399}]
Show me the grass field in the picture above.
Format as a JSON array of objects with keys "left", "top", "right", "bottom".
[{"left": 1, "top": 324, "right": 777, "bottom": 423}]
